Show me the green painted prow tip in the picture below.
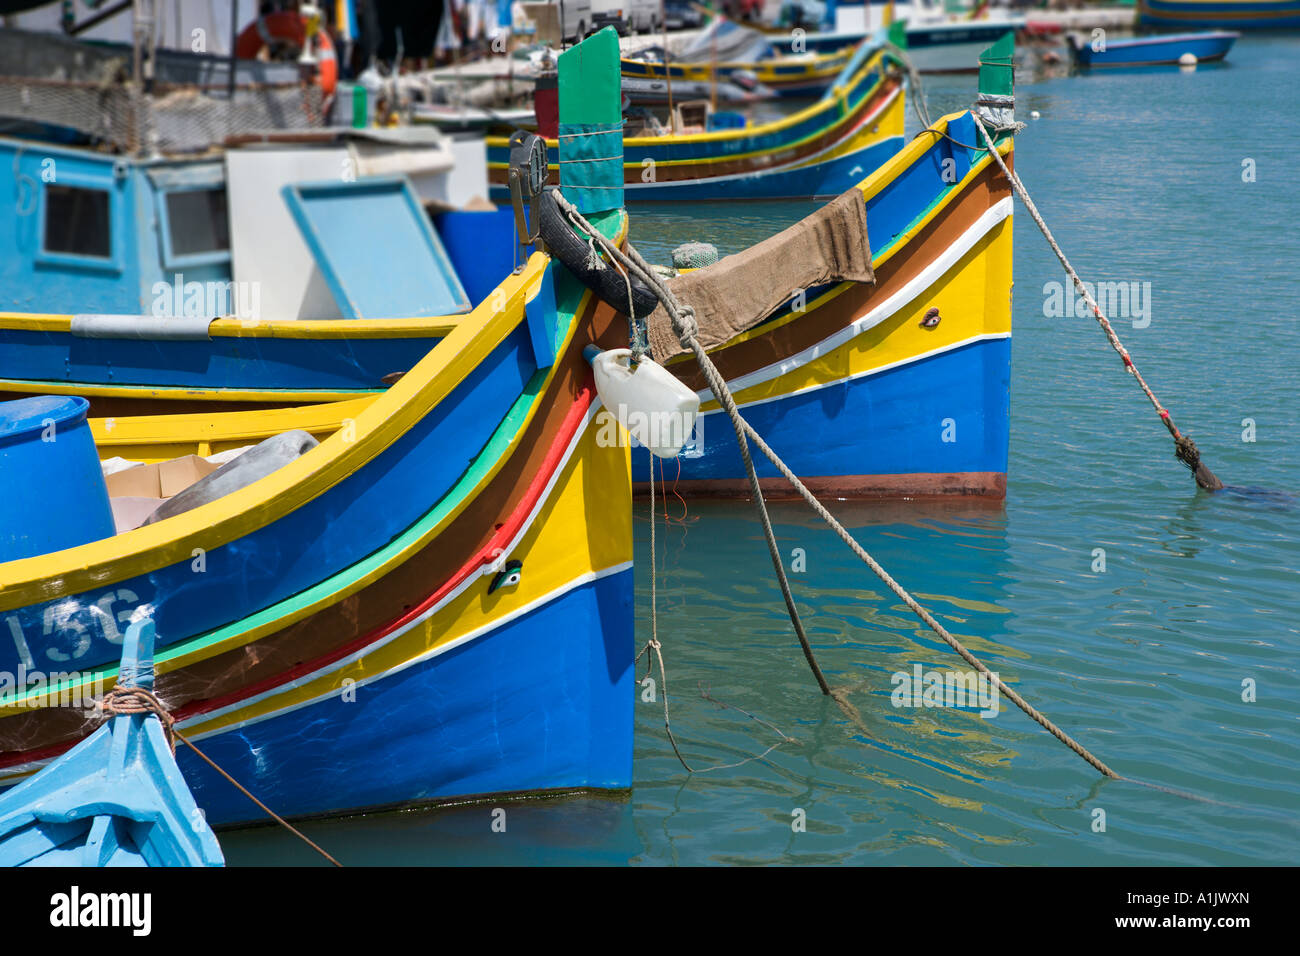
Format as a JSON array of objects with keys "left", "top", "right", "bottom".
[
  {"left": 978, "top": 31, "right": 1015, "bottom": 99},
  {"left": 976, "top": 31, "right": 1015, "bottom": 130},
  {"left": 887, "top": 20, "right": 907, "bottom": 51},
  {"left": 558, "top": 27, "right": 624, "bottom": 216},
  {"left": 558, "top": 27, "right": 622, "bottom": 128}
]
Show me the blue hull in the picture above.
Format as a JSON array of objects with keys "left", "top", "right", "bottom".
[
  {"left": 624, "top": 135, "right": 904, "bottom": 202},
  {"left": 1073, "top": 31, "right": 1239, "bottom": 66},
  {"left": 0, "top": 325, "right": 537, "bottom": 680},
  {"left": 490, "top": 136, "right": 904, "bottom": 204},
  {"left": 633, "top": 337, "right": 1011, "bottom": 488},
  {"left": 0, "top": 620, "right": 224, "bottom": 866},
  {"left": 173, "top": 570, "right": 635, "bottom": 826},
  {"left": 1139, "top": 0, "right": 1300, "bottom": 28},
  {"left": 0, "top": 328, "right": 439, "bottom": 395}
]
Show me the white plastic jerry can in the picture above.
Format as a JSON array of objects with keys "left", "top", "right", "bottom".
[{"left": 590, "top": 349, "right": 700, "bottom": 459}]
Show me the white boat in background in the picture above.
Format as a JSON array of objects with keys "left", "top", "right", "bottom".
[
  {"left": 897, "top": 1, "right": 1025, "bottom": 74},
  {"left": 774, "top": 0, "right": 1024, "bottom": 74}
]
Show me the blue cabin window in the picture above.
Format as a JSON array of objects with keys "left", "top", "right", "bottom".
[
  {"left": 163, "top": 187, "right": 229, "bottom": 260},
  {"left": 43, "top": 185, "right": 111, "bottom": 259}
]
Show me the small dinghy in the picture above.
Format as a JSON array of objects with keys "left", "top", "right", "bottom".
[
  {"left": 0, "top": 618, "right": 223, "bottom": 867},
  {"left": 1069, "top": 31, "right": 1239, "bottom": 68}
]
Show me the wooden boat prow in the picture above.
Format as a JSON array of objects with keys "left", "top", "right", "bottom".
[{"left": 0, "top": 618, "right": 224, "bottom": 867}]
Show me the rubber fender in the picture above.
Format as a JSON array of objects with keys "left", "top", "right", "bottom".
[{"left": 536, "top": 188, "right": 660, "bottom": 320}]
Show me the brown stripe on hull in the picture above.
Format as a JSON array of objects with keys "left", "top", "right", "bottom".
[
  {"left": 671, "top": 154, "right": 1013, "bottom": 392},
  {"left": 634, "top": 471, "right": 1006, "bottom": 499},
  {"left": 488, "top": 76, "right": 902, "bottom": 188},
  {"left": 0, "top": 295, "right": 627, "bottom": 759}
]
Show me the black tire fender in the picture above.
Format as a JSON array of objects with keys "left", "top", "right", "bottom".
[{"left": 537, "top": 188, "right": 660, "bottom": 320}]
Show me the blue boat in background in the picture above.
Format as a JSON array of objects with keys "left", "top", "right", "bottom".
[
  {"left": 0, "top": 619, "right": 224, "bottom": 867},
  {"left": 1139, "top": 0, "right": 1300, "bottom": 29},
  {"left": 1069, "top": 31, "right": 1240, "bottom": 68}
]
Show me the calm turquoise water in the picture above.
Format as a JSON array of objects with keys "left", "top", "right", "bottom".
[{"left": 222, "top": 36, "right": 1300, "bottom": 865}]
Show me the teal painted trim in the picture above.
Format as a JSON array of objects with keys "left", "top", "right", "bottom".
[{"left": 558, "top": 122, "right": 624, "bottom": 215}]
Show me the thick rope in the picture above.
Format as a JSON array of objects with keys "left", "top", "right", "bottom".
[
  {"left": 731, "top": 416, "right": 1118, "bottom": 777},
  {"left": 99, "top": 686, "right": 176, "bottom": 750},
  {"left": 885, "top": 44, "right": 933, "bottom": 132},
  {"left": 98, "top": 685, "right": 343, "bottom": 866},
  {"left": 971, "top": 118, "right": 1223, "bottom": 492},
  {"left": 565, "top": 201, "right": 828, "bottom": 694},
  {"left": 551, "top": 190, "right": 1118, "bottom": 780}
]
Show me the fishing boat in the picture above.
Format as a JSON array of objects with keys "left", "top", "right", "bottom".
[
  {"left": 0, "top": 18, "right": 507, "bottom": 418},
  {"left": 618, "top": 49, "right": 855, "bottom": 99},
  {"left": 0, "top": 31, "right": 639, "bottom": 826},
  {"left": 0, "top": 618, "right": 224, "bottom": 866},
  {"left": 1068, "top": 30, "right": 1239, "bottom": 67},
  {"left": 1138, "top": 0, "right": 1300, "bottom": 29},
  {"left": 619, "top": 73, "right": 777, "bottom": 106},
  {"left": 0, "top": 124, "right": 500, "bottom": 417},
  {"left": 620, "top": 19, "right": 859, "bottom": 98},
  {"left": 629, "top": 33, "right": 1017, "bottom": 498},
  {"left": 488, "top": 39, "right": 906, "bottom": 202},
  {"left": 762, "top": 0, "right": 1026, "bottom": 74}
]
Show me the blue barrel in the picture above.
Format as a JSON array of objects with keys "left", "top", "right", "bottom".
[{"left": 0, "top": 396, "right": 116, "bottom": 562}]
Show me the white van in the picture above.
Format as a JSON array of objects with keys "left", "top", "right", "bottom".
[
  {"left": 626, "top": 0, "right": 660, "bottom": 32},
  {"left": 590, "top": 0, "right": 660, "bottom": 34}
]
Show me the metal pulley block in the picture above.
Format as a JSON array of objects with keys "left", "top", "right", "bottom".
[{"left": 507, "top": 130, "right": 549, "bottom": 263}]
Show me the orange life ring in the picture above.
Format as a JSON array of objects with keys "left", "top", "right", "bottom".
[{"left": 235, "top": 11, "right": 338, "bottom": 96}]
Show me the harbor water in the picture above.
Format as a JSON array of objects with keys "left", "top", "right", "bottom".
[{"left": 222, "top": 35, "right": 1299, "bottom": 866}]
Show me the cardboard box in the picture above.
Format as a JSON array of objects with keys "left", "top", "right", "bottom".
[
  {"left": 110, "top": 496, "right": 167, "bottom": 533},
  {"left": 105, "top": 455, "right": 220, "bottom": 500}
]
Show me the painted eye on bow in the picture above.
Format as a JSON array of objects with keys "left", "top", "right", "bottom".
[
  {"left": 920, "top": 307, "right": 941, "bottom": 329},
  {"left": 488, "top": 559, "right": 523, "bottom": 595}
]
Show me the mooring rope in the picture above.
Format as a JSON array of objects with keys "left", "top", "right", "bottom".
[
  {"left": 971, "top": 118, "right": 1223, "bottom": 492},
  {"left": 635, "top": 413, "right": 796, "bottom": 773},
  {"left": 99, "top": 685, "right": 343, "bottom": 866},
  {"left": 886, "top": 44, "right": 933, "bottom": 132},
  {"left": 551, "top": 189, "right": 1119, "bottom": 780},
  {"left": 559, "top": 199, "right": 829, "bottom": 696},
  {"left": 893, "top": 43, "right": 1219, "bottom": 492}
]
